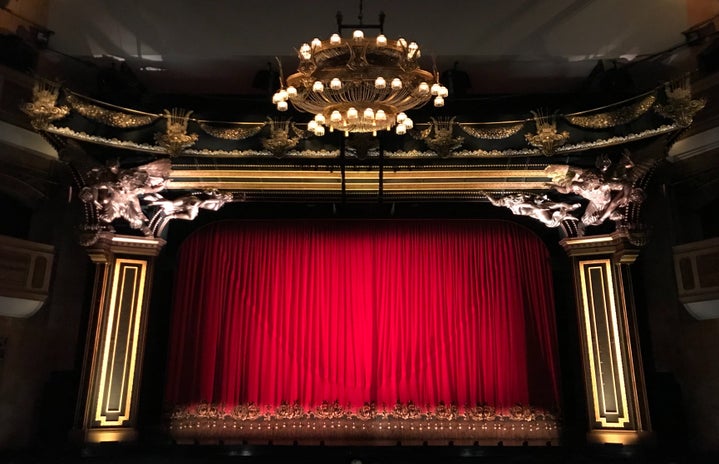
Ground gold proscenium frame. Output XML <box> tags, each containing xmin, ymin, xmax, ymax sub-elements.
<box><xmin>167</xmin><ymin>167</ymin><xmax>553</xmax><ymax>194</ymax></box>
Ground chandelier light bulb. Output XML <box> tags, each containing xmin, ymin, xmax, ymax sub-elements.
<box><xmin>300</xmin><ymin>43</ymin><xmax>312</xmax><ymax>60</ymax></box>
<box><xmin>363</xmin><ymin>108</ymin><xmax>375</xmax><ymax>120</ymax></box>
<box><xmin>312</xmin><ymin>80</ymin><xmax>324</xmax><ymax>92</ymax></box>
<box><xmin>353</xmin><ymin>30</ymin><xmax>364</xmax><ymax>41</ymax></box>
<box><xmin>395</xmin><ymin>123</ymin><xmax>407</xmax><ymax>135</ymax></box>
<box><xmin>272</xmin><ymin>91</ymin><xmax>282</xmax><ymax>104</ymax></box>
<box><xmin>311</xmin><ymin>37</ymin><xmax>322</xmax><ymax>48</ymax></box>
<box><xmin>330</xmin><ymin>33</ymin><xmax>341</xmax><ymax>45</ymax></box>
<box><xmin>278</xmin><ymin>89</ymin><xmax>288</xmax><ymax>101</ymax></box>
<box><xmin>391</xmin><ymin>78</ymin><xmax>402</xmax><ymax>90</ymax></box>
<box><xmin>404</xmin><ymin>117</ymin><xmax>414</xmax><ymax>129</ymax></box>
<box><xmin>376</xmin><ymin>34</ymin><xmax>387</xmax><ymax>46</ymax></box>
<box><xmin>330</xmin><ymin>78</ymin><xmax>342</xmax><ymax>90</ymax></box>
<box><xmin>397</xmin><ymin>38</ymin><xmax>407</xmax><ymax>48</ymax></box>
<box><xmin>375</xmin><ymin>110</ymin><xmax>387</xmax><ymax>121</ymax></box>
<box><xmin>407</xmin><ymin>42</ymin><xmax>419</xmax><ymax>59</ymax></box>
<box><xmin>375</xmin><ymin>77</ymin><xmax>386</xmax><ymax>89</ymax></box>
<box><xmin>314</xmin><ymin>126</ymin><xmax>325</xmax><ymax>136</ymax></box>
<box><xmin>314</xmin><ymin>113</ymin><xmax>326</xmax><ymax>124</ymax></box>
<box><xmin>418</xmin><ymin>82</ymin><xmax>430</xmax><ymax>95</ymax></box>
<box><xmin>286</xmin><ymin>86</ymin><xmax>297</xmax><ymax>98</ymax></box>
<box><xmin>431</xmin><ymin>82</ymin><xmax>441</xmax><ymax>96</ymax></box>
<box><xmin>438</xmin><ymin>86</ymin><xmax>449</xmax><ymax>98</ymax></box>
<box><xmin>330</xmin><ymin>110</ymin><xmax>342</xmax><ymax>123</ymax></box>
<box><xmin>347</xmin><ymin>107</ymin><xmax>358</xmax><ymax>120</ymax></box>
<box><xmin>434</xmin><ymin>95</ymin><xmax>444</xmax><ymax>107</ymax></box>
<box><xmin>307</xmin><ymin>120</ymin><xmax>318</xmax><ymax>131</ymax></box>
<box><xmin>396</xmin><ymin>112</ymin><xmax>407</xmax><ymax>123</ymax></box>
<box><xmin>277</xmin><ymin>101</ymin><xmax>288</xmax><ymax>111</ymax></box>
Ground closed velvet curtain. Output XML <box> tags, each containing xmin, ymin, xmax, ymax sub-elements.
<box><xmin>165</xmin><ymin>220</ymin><xmax>560</xmax><ymax>411</ymax></box>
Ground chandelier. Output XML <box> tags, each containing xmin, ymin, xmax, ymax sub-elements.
<box><xmin>272</xmin><ymin>6</ymin><xmax>448</xmax><ymax>137</ymax></box>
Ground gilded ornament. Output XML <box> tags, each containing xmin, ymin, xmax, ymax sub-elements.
<box><xmin>229</xmin><ymin>402</ymin><xmax>261</xmax><ymax>420</ymax></box>
<box><xmin>261</xmin><ymin>118</ymin><xmax>301</xmax><ymax>157</ymax></box>
<box><xmin>525</xmin><ymin>111</ymin><xmax>569</xmax><ymax>156</ymax></box>
<box><xmin>565</xmin><ymin>94</ymin><xmax>656</xmax><ymax>129</ymax></box>
<box><xmin>66</xmin><ymin>93</ymin><xmax>159</xmax><ymax>128</ymax></box>
<box><xmin>313</xmin><ymin>400</ymin><xmax>345</xmax><ymax>419</ymax></box>
<box><xmin>154</xmin><ymin>108</ymin><xmax>199</xmax><ymax>156</ymax></box>
<box><xmin>20</xmin><ymin>79</ymin><xmax>69</xmax><ymax>130</ymax></box>
<box><xmin>654</xmin><ymin>77</ymin><xmax>706</xmax><ymax>127</ymax></box>
<box><xmin>420</xmin><ymin>117</ymin><xmax>464</xmax><ymax>158</ymax></box>
<box><xmin>274</xmin><ymin>401</ymin><xmax>304</xmax><ymax>419</ymax></box>
<box><xmin>465</xmin><ymin>404</ymin><xmax>496</xmax><ymax>421</ymax></box>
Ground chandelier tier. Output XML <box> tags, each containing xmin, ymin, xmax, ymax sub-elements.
<box><xmin>273</xmin><ymin>10</ymin><xmax>448</xmax><ymax>136</ymax></box>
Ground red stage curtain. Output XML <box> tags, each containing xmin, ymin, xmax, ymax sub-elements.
<box><xmin>165</xmin><ymin>220</ymin><xmax>560</xmax><ymax>411</ymax></box>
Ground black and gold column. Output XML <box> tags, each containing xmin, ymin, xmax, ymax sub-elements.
<box><xmin>77</xmin><ymin>233</ymin><xmax>165</xmax><ymax>443</ymax></box>
<box><xmin>561</xmin><ymin>231</ymin><xmax>651</xmax><ymax>445</ymax></box>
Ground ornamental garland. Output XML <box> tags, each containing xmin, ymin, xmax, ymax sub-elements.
<box><xmin>459</xmin><ymin>122</ymin><xmax>525</xmax><ymax>140</ymax></box>
<box><xmin>564</xmin><ymin>94</ymin><xmax>656</xmax><ymax>129</ymax></box>
<box><xmin>66</xmin><ymin>93</ymin><xmax>159</xmax><ymax>128</ymax></box>
<box><xmin>198</xmin><ymin>122</ymin><xmax>266</xmax><ymax>140</ymax></box>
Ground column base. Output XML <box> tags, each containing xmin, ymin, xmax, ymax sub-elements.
<box><xmin>84</xmin><ymin>427</ymin><xmax>138</xmax><ymax>443</ymax></box>
<box><xmin>587</xmin><ymin>430</ymin><xmax>654</xmax><ymax>445</ymax></box>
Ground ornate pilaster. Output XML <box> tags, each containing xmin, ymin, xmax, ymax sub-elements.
<box><xmin>76</xmin><ymin>233</ymin><xmax>165</xmax><ymax>443</ymax></box>
<box><xmin>561</xmin><ymin>231</ymin><xmax>651</xmax><ymax>445</ymax></box>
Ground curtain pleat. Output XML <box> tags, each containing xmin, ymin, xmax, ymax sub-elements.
<box><xmin>165</xmin><ymin>220</ymin><xmax>560</xmax><ymax>411</ymax></box>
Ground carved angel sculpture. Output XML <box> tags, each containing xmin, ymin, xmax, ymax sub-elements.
<box><xmin>147</xmin><ymin>190</ymin><xmax>234</xmax><ymax>235</ymax></box>
<box><xmin>545</xmin><ymin>152</ymin><xmax>648</xmax><ymax>228</ymax></box>
<box><xmin>79</xmin><ymin>159</ymin><xmax>170</xmax><ymax>235</ymax></box>
<box><xmin>486</xmin><ymin>192</ymin><xmax>580</xmax><ymax>228</ymax></box>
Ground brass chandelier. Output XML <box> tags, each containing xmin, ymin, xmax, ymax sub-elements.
<box><xmin>272</xmin><ymin>6</ymin><xmax>448</xmax><ymax>137</ymax></box>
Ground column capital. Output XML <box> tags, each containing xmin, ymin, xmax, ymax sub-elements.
<box><xmin>560</xmin><ymin>230</ymin><xmax>644</xmax><ymax>264</ymax></box>
<box><xmin>84</xmin><ymin>232</ymin><xmax>165</xmax><ymax>263</ymax></box>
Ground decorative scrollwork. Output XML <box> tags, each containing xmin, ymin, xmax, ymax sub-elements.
<box><xmin>66</xmin><ymin>93</ymin><xmax>159</xmax><ymax>128</ymax></box>
<box><xmin>275</xmin><ymin>400</ymin><xmax>304</xmax><ymax>420</ymax></box>
<box><xmin>195</xmin><ymin>402</ymin><xmax>223</xmax><ymax>419</ymax></box>
<box><xmin>509</xmin><ymin>404</ymin><xmax>537</xmax><ymax>422</ymax></box>
<box><xmin>229</xmin><ymin>402</ymin><xmax>261</xmax><ymax>420</ymax></box>
<box><xmin>391</xmin><ymin>401</ymin><xmax>421</xmax><ymax>420</ymax></box>
<box><xmin>357</xmin><ymin>402</ymin><xmax>378</xmax><ymax>421</ymax></box>
<box><xmin>434</xmin><ymin>402</ymin><xmax>458</xmax><ymax>420</ymax></box>
<box><xmin>465</xmin><ymin>404</ymin><xmax>496</xmax><ymax>421</ymax></box>
<box><xmin>565</xmin><ymin>94</ymin><xmax>656</xmax><ymax>129</ymax></box>
<box><xmin>313</xmin><ymin>400</ymin><xmax>345</xmax><ymax>419</ymax></box>
<box><xmin>459</xmin><ymin>122</ymin><xmax>524</xmax><ymax>139</ymax></box>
